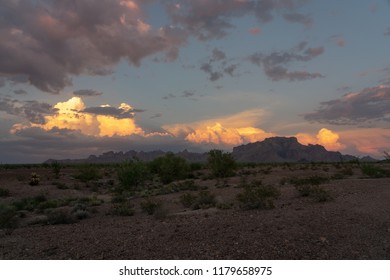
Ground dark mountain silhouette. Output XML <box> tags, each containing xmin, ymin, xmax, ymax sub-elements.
<box><xmin>45</xmin><ymin>137</ymin><xmax>377</xmax><ymax>164</ymax></box>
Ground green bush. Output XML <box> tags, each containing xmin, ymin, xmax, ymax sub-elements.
<box><xmin>51</xmin><ymin>161</ymin><xmax>61</xmax><ymax>178</ymax></box>
<box><xmin>180</xmin><ymin>193</ymin><xmax>197</xmax><ymax>208</ymax></box>
<box><xmin>47</xmin><ymin>208</ymin><xmax>77</xmax><ymax>225</ymax></box>
<box><xmin>311</xmin><ymin>186</ymin><xmax>333</xmax><ymax>202</ymax></box>
<box><xmin>236</xmin><ymin>181</ymin><xmax>280</xmax><ymax>210</ymax></box>
<box><xmin>0</xmin><ymin>188</ymin><xmax>10</xmax><ymax>197</ymax></box>
<box><xmin>110</xmin><ymin>201</ymin><xmax>134</xmax><ymax>216</ymax></box>
<box><xmin>150</xmin><ymin>153</ymin><xmax>189</xmax><ymax>184</ymax></box>
<box><xmin>192</xmin><ymin>191</ymin><xmax>216</xmax><ymax>210</ymax></box>
<box><xmin>361</xmin><ymin>164</ymin><xmax>390</xmax><ymax>178</ymax></box>
<box><xmin>117</xmin><ymin>159</ymin><xmax>149</xmax><ymax>190</ymax></box>
<box><xmin>74</xmin><ymin>165</ymin><xmax>101</xmax><ymax>182</ymax></box>
<box><xmin>0</xmin><ymin>204</ymin><xmax>18</xmax><ymax>230</ymax></box>
<box><xmin>13</xmin><ymin>194</ymin><xmax>47</xmax><ymax>211</ymax></box>
<box><xmin>289</xmin><ymin>175</ymin><xmax>330</xmax><ymax>186</ymax></box>
<box><xmin>207</xmin><ymin>149</ymin><xmax>237</xmax><ymax>178</ymax></box>
<box><xmin>140</xmin><ymin>197</ymin><xmax>162</xmax><ymax>215</ymax></box>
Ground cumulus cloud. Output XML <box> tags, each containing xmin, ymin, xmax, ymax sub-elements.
<box><xmin>249</xmin><ymin>41</ymin><xmax>324</xmax><ymax>81</ymax></box>
<box><xmin>73</xmin><ymin>89</ymin><xmax>103</xmax><ymax>97</ymax></box>
<box><xmin>8</xmin><ymin>97</ymin><xmax>150</xmax><ymax>137</ymax></box>
<box><xmin>304</xmin><ymin>86</ymin><xmax>390</xmax><ymax>125</ymax></box>
<box><xmin>0</xmin><ymin>96</ymin><xmax>57</xmax><ymax>124</ymax></box>
<box><xmin>163</xmin><ymin>108</ymin><xmax>274</xmax><ymax>146</ymax></box>
<box><xmin>296</xmin><ymin>128</ymin><xmax>345</xmax><ymax>151</ymax></box>
<box><xmin>0</xmin><ymin>0</ymin><xmax>187</xmax><ymax>93</ymax></box>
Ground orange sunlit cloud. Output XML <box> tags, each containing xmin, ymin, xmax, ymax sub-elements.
<box><xmin>16</xmin><ymin>97</ymin><xmax>146</xmax><ymax>137</ymax></box>
<box><xmin>163</xmin><ymin>109</ymin><xmax>275</xmax><ymax>146</ymax></box>
<box><xmin>295</xmin><ymin>128</ymin><xmax>344</xmax><ymax>151</ymax></box>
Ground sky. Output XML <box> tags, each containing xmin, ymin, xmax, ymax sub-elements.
<box><xmin>0</xmin><ymin>0</ymin><xmax>389</xmax><ymax>163</ymax></box>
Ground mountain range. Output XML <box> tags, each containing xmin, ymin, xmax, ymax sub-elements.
<box><xmin>45</xmin><ymin>137</ymin><xmax>377</xmax><ymax>164</ymax></box>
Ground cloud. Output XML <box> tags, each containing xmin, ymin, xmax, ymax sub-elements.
<box><xmin>163</xmin><ymin>108</ymin><xmax>274</xmax><ymax>146</ymax></box>
<box><xmin>249</xmin><ymin>41</ymin><xmax>325</xmax><ymax>81</ymax></box>
<box><xmin>0</xmin><ymin>96</ymin><xmax>57</xmax><ymax>124</ymax></box>
<box><xmin>8</xmin><ymin>97</ymin><xmax>149</xmax><ymax>137</ymax></box>
<box><xmin>73</xmin><ymin>89</ymin><xmax>103</xmax><ymax>97</ymax></box>
<box><xmin>200</xmin><ymin>48</ymin><xmax>240</xmax><ymax>81</ymax></box>
<box><xmin>13</xmin><ymin>89</ymin><xmax>27</xmax><ymax>95</ymax></box>
<box><xmin>165</xmin><ymin>0</ymin><xmax>307</xmax><ymax>41</ymax></box>
<box><xmin>304</xmin><ymin>85</ymin><xmax>390</xmax><ymax>125</ymax></box>
<box><xmin>283</xmin><ymin>13</ymin><xmax>313</xmax><ymax>28</ymax></box>
<box><xmin>296</xmin><ymin>128</ymin><xmax>344</xmax><ymax>151</ymax></box>
<box><xmin>330</xmin><ymin>35</ymin><xmax>346</xmax><ymax>47</ymax></box>
<box><xmin>385</xmin><ymin>26</ymin><xmax>390</xmax><ymax>36</ymax></box>
<box><xmin>249</xmin><ymin>27</ymin><xmax>262</xmax><ymax>35</ymax></box>
<box><xmin>0</xmin><ymin>0</ymin><xmax>187</xmax><ymax>93</ymax></box>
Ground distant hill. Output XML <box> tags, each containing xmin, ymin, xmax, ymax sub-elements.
<box><xmin>45</xmin><ymin>137</ymin><xmax>377</xmax><ymax>164</ymax></box>
<box><xmin>232</xmin><ymin>137</ymin><xmax>363</xmax><ymax>163</ymax></box>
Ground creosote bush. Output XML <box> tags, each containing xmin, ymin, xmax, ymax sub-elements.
<box><xmin>74</xmin><ymin>165</ymin><xmax>101</xmax><ymax>182</ymax></box>
<box><xmin>117</xmin><ymin>159</ymin><xmax>150</xmax><ymax>190</ymax></box>
<box><xmin>110</xmin><ymin>201</ymin><xmax>134</xmax><ymax>216</ymax></box>
<box><xmin>236</xmin><ymin>181</ymin><xmax>280</xmax><ymax>210</ymax></box>
<box><xmin>361</xmin><ymin>164</ymin><xmax>390</xmax><ymax>178</ymax></box>
<box><xmin>150</xmin><ymin>153</ymin><xmax>189</xmax><ymax>184</ymax></box>
<box><xmin>0</xmin><ymin>204</ymin><xmax>18</xmax><ymax>231</ymax></box>
<box><xmin>140</xmin><ymin>197</ymin><xmax>162</xmax><ymax>215</ymax></box>
<box><xmin>207</xmin><ymin>149</ymin><xmax>237</xmax><ymax>178</ymax></box>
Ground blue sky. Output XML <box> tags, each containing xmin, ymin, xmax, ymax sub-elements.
<box><xmin>0</xmin><ymin>0</ymin><xmax>389</xmax><ymax>163</ymax></box>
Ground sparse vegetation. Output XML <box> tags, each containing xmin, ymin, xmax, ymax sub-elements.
<box><xmin>191</xmin><ymin>190</ymin><xmax>217</xmax><ymax>210</ymax></box>
<box><xmin>236</xmin><ymin>181</ymin><xmax>281</xmax><ymax>210</ymax></box>
<box><xmin>110</xmin><ymin>201</ymin><xmax>134</xmax><ymax>216</ymax></box>
<box><xmin>0</xmin><ymin>188</ymin><xmax>10</xmax><ymax>197</ymax></box>
<box><xmin>0</xmin><ymin>204</ymin><xmax>18</xmax><ymax>231</ymax></box>
<box><xmin>140</xmin><ymin>197</ymin><xmax>162</xmax><ymax>215</ymax></box>
<box><xmin>74</xmin><ymin>165</ymin><xmax>101</xmax><ymax>182</ymax></box>
<box><xmin>361</xmin><ymin>164</ymin><xmax>390</xmax><ymax>178</ymax></box>
<box><xmin>207</xmin><ymin>149</ymin><xmax>237</xmax><ymax>178</ymax></box>
<box><xmin>117</xmin><ymin>159</ymin><xmax>150</xmax><ymax>190</ymax></box>
<box><xmin>46</xmin><ymin>208</ymin><xmax>77</xmax><ymax>225</ymax></box>
<box><xmin>51</xmin><ymin>161</ymin><xmax>62</xmax><ymax>179</ymax></box>
<box><xmin>180</xmin><ymin>193</ymin><xmax>197</xmax><ymax>208</ymax></box>
<box><xmin>150</xmin><ymin>153</ymin><xmax>189</xmax><ymax>184</ymax></box>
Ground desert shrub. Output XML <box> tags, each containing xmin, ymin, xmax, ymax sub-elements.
<box><xmin>192</xmin><ymin>191</ymin><xmax>216</xmax><ymax>210</ymax></box>
<box><xmin>311</xmin><ymin>186</ymin><xmax>333</xmax><ymax>202</ymax></box>
<box><xmin>47</xmin><ymin>208</ymin><xmax>77</xmax><ymax>225</ymax></box>
<box><xmin>295</xmin><ymin>185</ymin><xmax>333</xmax><ymax>202</ymax></box>
<box><xmin>72</xmin><ymin>202</ymin><xmax>89</xmax><ymax>220</ymax></box>
<box><xmin>51</xmin><ymin>161</ymin><xmax>61</xmax><ymax>178</ymax></box>
<box><xmin>37</xmin><ymin>200</ymin><xmax>59</xmax><ymax>211</ymax></box>
<box><xmin>190</xmin><ymin>162</ymin><xmax>204</xmax><ymax>171</ymax></box>
<box><xmin>216</xmin><ymin>202</ymin><xmax>233</xmax><ymax>210</ymax></box>
<box><xmin>117</xmin><ymin>159</ymin><xmax>150</xmax><ymax>190</ymax></box>
<box><xmin>236</xmin><ymin>181</ymin><xmax>281</xmax><ymax>210</ymax></box>
<box><xmin>13</xmin><ymin>194</ymin><xmax>47</xmax><ymax>211</ymax></box>
<box><xmin>110</xmin><ymin>201</ymin><xmax>134</xmax><ymax>216</ymax></box>
<box><xmin>0</xmin><ymin>188</ymin><xmax>10</xmax><ymax>197</ymax></box>
<box><xmin>53</xmin><ymin>181</ymin><xmax>69</xmax><ymax>189</ymax></box>
<box><xmin>74</xmin><ymin>165</ymin><xmax>101</xmax><ymax>182</ymax></box>
<box><xmin>384</xmin><ymin>151</ymin><xmax>390</xmax><ymax>162</ymax></box>
<box><xmin>140</xmin><ymin>197</ymin><xmax>162</xmax><ymax>215</ymax></box>
<box><xmin>289</xmin><ymin>175</ymin><xmax>329</xmax><ymax>186</ymax></box>
<box><xmin>207</xmin><ymin>149</ymin><xmax>237</xmax><ymax>178</ymax></box>
<box><xmin>29</xmin><ymin>172</ymin><xmax>40</xmax><ymax>186</ymax></box>
<box><xmin>0</xmin><ymin>204</ymin><xmax>18</xmax><ymax>230</ymax></box>
<box><xmin>180</xmin><ymin>193</ymin><xmax>197</xmax><ymax>208</ymax></box>
<box><xmin>150</xmin><ymin>153</ymin><xmax>189</xmax><ymax>184</ymax></box>
<box><xmin>361</xmin><ymin>164</ymin><xmax>390</xmax><ymax>178</ymax></box>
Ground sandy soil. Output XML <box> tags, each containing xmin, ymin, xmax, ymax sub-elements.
<box><xmin>0</xmin><ymin>163</ymin><xmax>389</xmax><ymax>259</ymax></box>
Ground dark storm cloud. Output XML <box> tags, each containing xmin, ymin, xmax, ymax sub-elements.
<box><xmin>200</xmin><ymin>48</ymin><xmax>240</xmax><ymax>81</ymax></box>
<box><xmin>82</xmin><ymin>106</ymin><xmax>144</xmax><ymax>119</ymax></box>
<box><xmin>304</xmin><ymin>86</ymin><xmax>390</xmax><ymax>125</ymax></box>
<box><xmin>0</xmin><ymin>97</ymin><xmax>57</xmax><ymax>124</ymax></box>
<box><xmin>249</xmin><ymin>42</ymin><xmax>324</xmax><ymax>81</ymax></box>
<box><xmin>164</xmin><ymin>0</ymin><xmax>308</xmax><ymax>41</ymax></box>
<box><xmin>0</xmin><ymin>0</ymin><xmax>187</xmax><ymax>93</ymax></box>
<box><xmin>73</xmin><ymin>89</ymin><xmax>103</xmax><ymax>97</ymax></box>
<box><xmin>283</xmin><ymin>13</ymin><xmax>313</xmax><ymax>28</ymax></box>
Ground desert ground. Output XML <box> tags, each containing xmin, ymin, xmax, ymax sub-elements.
<box><xmin>1</xmin><ymin>161</ymin><xmax>389</xmax><ymax>259</ymax></box>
